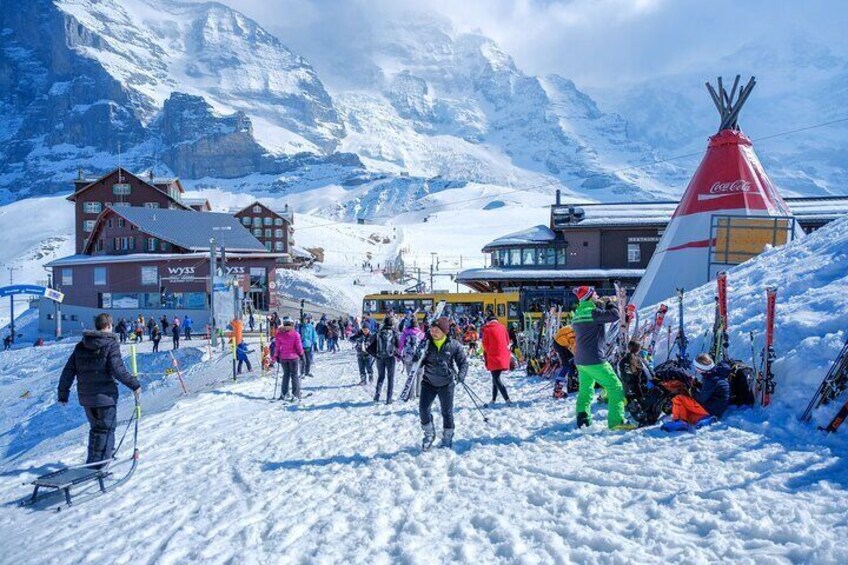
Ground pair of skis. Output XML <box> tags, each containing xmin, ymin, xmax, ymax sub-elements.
<box><xmin>709</xmin><ymin>272</ymin><xmax>730</xmax><ymax>362</ymax></box>
<box><xmin>754</xmin><ymin>287</ymin><xmax>777</xmax><ymax>406</ymax></box>
<box><xmin>800</xmin><ymin>337</ymin><xmax>848</xmax><ymax>431</ymax></box>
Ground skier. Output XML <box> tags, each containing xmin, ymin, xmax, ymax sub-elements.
<box><xmin>417</xmin><ymin>317</ymin><xmax>468</xmax><ymax>450</ymax></box>
<box><xmin>463</xmin><ymin>323</ymin><xmax>480</xmax><ymax>356</ymax></box>
<box><xmin>481</xmin><ymin>312</ymin><xmax>512</xmax><ymax>406</ymax></box>
<box><xmin>3</xmin><ymin>334</ymin><xmax>11</xmax><ymax>351</ymax></box>
<box><xmin>351</xmin><ymin>325</ymin><xmax>375</xmax><ymax>384</ymax></box>
<box><xmin>159</xmin><ymin>315</ymin><xmax>169</xmax><ymax>335</ymax></box>
<box><xmin>327</xmin><ymin>319</ymin><xmax>340</xmax><ymax>353</ymax></box>
<box><xmin>134</xmin><ymin>318</ymin><xmax>144</xmax><ymax>342</ymax></box>
<box><xmin>274</xmin><ymin>317</ymin><xmax>305</xmax><ymax>401</ymax></box>
<box><xmin>400</xmin><ymin>318</ymin><xmax>425</xmax><ymax>398</ymax></box>
<box><xmin>248</xmin><ymin>312</ymin><xmax>255</xmax><ymax>333</ymax></box>
<box><xmin>172</xmin><ymin>322</ymin><xmax>180</xmax><ymax>350</ymax></box>
<box><xmin>58</xmin><ymin>313</ymin><xmax>141</xmax><ymax>468</ymax></box>
<box><xmin>571</xmin><ymin>286</ymin><xmax>634</xmax><ymax>430</ymax></box>
<box><xmin>183</xmin><ymin>315</ymin><xmax>193</xmax><ymax>340</ymax></box>
<box><xmin>236</xmin><ymin>340</ymin><xmax>253</xmax><ymax>374</ymax></box>
<box><xmin>115</xmin><ymin>318</ymin><xmax>128</xmax><ymax>344</ymax></box>
<box><xmin>316</xmin><ymin>315</ymin><xmax>327</xmax><ymax>352</ymax></box>
<box><xmin>299</xmin><ymin>314</ymin><xmax>316</xmax><ymax>377</ymax></box>
<box><xmin>151</xmin><ymin>324</ymin><xmax>162</xmax><ymax>352</ymax></box>
<box><xmin>662</xmin><ymin>353</ymin><xmax>730</xmax><ymax>432</ymax></box>
<box><xmin>368</xmin><ymin>317</ymin><xmax>400</xmax><ymax>404</ymax></box>
<box><xmin>553</xmin><ymin>325</ymin><xmax>577</xmax><ymax>396</ymax></box>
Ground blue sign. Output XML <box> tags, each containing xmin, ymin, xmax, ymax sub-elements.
<box><xmin>0</xmin><ymin>285</ymin><xmax>64</xmax><ymax>303</ymax></box>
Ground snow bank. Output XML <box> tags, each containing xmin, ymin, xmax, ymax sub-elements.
<box><xmin>647</xmin><ymin>215</ymin><xmax>848</xmax><ymax>427</ymax></box>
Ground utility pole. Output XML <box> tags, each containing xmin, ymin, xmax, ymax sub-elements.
<box><xmin>8</xmin><ymin>266</ymin><xmax>20</xmax><ymax>344</ymax></box>
<box><xmin>430</xmin><ymin>252</ymin><xmax>437</xmax><ymax>293</ymax></box>
<box><xmin>210</xmin><ymin>238</ymin><xmax>218</xmax><ymax>347</ymax></box>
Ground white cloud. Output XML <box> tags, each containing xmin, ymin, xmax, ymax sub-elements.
<box><xmin>225</xmin><ymin>0</ymin><xmax>848</xmax><ymax>88</ymax></box>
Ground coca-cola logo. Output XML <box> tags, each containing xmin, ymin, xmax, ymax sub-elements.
<box><xmin>709</xmin><ymin>180</ymin><xmax>751</xmax><ymax>194</ymax></box>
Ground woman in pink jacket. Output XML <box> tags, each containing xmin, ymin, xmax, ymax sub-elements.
<box><xmin>274</xmin><ymin>316</ymin><xmax>305</xmax><ymax>401</ymax></box>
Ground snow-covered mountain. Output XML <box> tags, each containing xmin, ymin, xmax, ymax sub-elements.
<box><xmin>594</xmin><ymin>34</ymin><xmax>848</xmax><ymax>196</ymax></box>
<box><xmin>0</xmin><ymin>0</ymin><xmax>685</xmax><ymax>211</ymax></box>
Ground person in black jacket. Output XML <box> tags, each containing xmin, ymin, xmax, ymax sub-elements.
<box><xmin>367</xmin><ymin>317</ymin><xmax>400</xmax><ymax>404</ymax></box>
<box><xmin>58</xmin><ymin>313</ymin><xmax>141</xmax><ymax>467</ymax></box>
<box><xmin>172</xmin><ymin>323</ymin><xmax>180</xmax><ymax>350</ymax></box>
<box><xmin>351</xmin><ymin>326</ymin><xmax>374</xmax><ymax>384</ymax></box>
<box><xmin>417</xmin><ymin>317</ymin><xmax>468</xmax><ymax>450</ymax></box>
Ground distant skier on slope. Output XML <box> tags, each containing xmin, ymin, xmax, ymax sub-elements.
<box><xmin>417</xmin><ymin>317</ymin><xmax>468</xmax><ymax>450</ymax></box>
<box><xmin>58</xmin><ymin>313</ymin><xmax>141</xmax><ymax>467</ymax></box>
<box><xmin>662</xmin><ymin>353</ymin><xmax>730</xmax><ymax>432</ymax></box>
<box><xmin>571</xmin><ymin>286</ymin><xmax>634</xmax><ymax>430</ymax></box>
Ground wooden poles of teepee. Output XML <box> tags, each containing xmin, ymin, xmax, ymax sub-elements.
<box><xmin>705</xmin><ymin>75</ymin><xmax>756</xmax><ymax>133</ymax></box>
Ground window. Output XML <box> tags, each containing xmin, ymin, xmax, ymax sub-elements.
<box><xmin>118</xmin><ymin>218</ymin><xmax>125</xmax><ymax>228</ymax></box>
<box><xmin>253</xmin><ymin>205</ymin><xmax>262</xmax><ymax>213</ymax></box>
<box><xmin>144</xmin><ymin>202</ymin><xmax>160</xmax><ymax>209</ymax></box>
<box><xmin>253</xmin><ymin>228</ymin><xmax>262</xmax><ymax>237</ymax></box>
<box><xmin>264</xmin><ymin>228</ymin><xmax>272</xmax><ymax>238</ymax></box>
<box><xmin>540</xmin><ymin>248</ymin><xmax>556</xmax><ymax>266</ymax></box>
<box><xmin>522</xmin><ymin>248</ymin><xmax>536</xmax><ymax>266</ymax></box>
<box><xmin>83</xmin><ymin>202</ymin><xmax>102</xmax><ymax>214</ymax></box>
<box><xmin>498</xmin><ymin>250</ymin><xmax>507</xmax><ymax>266</ymax></box>
<box><xmin>169</xmin><ymin>187</ymin><xmax>180</xmax><ymax>201</ymax></box>
<box><xmin>241</xmin><ymin>217</ymin><xmax>251</xmax><ymax>226</ymax></box>
<box><xmin>556</xmin><ymin>248</ymin><xmax>566</xmax><ymax>266</ymax></box>
<box><xmin>161</xmin><ymin>242</ymin><xmax>170</xmax><ymax>252</ymax></box>
<box><xmin>96</xmin><ymin>239</ymin><xmax>104</xmax><ymax>252</ymax></box>
<box><xmin>275</xmin><ymin>229</ymin><xmax>283</xmax><ymax>238</ymax></box>
<box><xmin>509</xmin><ymin>249</ymin><xmax>520</xmax><ymax>266</ymax></box>
<box><xmin>83</xmin><ymin>220</ymin><xmax>96</xmax><ymax>232</ymax></box>
<box><xmin>107</xmin><ymin>219</ymin><xmax>113</xmax><ymax>228</ymax></box>
<box><xmin>94</xmin><ymin>267</ymin><xmax>106</xmax><ymax>286</ymax></box>
<box><xmin>249</xmin><ymin>267</ymin><xmax>267</xmax><ymax>286</ymax></box>
<box><xmin>113</xmin><ymin>202</ymin><xmax>130</xmax><ymax>208</ymax></box>
<box><xmin>628</xmin><ymin>243</ymin><xmax>641</xmax><ymax>263</ymax></box>
<box><xmin>274</xmin><ymin>241</ymin><xmax>284</xmax><ymax>251</ymax></box>
<box><xmin>112</xmin><ymin>183</ymin><xmax>131</xmax><ymax>195</ymax></box>
<box><xmin>265</xmin><ymin>242</ymin><xmax>272</xmax><ymax>251</ymax></box>
<box><xmin>111</xmin><ymin>293</ymin><xmax>139</xmax><ymax>309</ymax></box>
<box><xmin>141</xmin><ymin>266</ymin><xmax>158</xmax><ymax>286</ymax></box>
<box><xmin>274</xmin><ymin>218</ymin><xmax>283</xmax><ymax>226</ymax></box>
<box><xmin>252</xmin><ymin>217</ymin><xmax>262</xmax><ymax>227</ymax></box>
<box><xmin>147</xmin><ymin>238</ymin><xmax>157</xmax><ymax>252</ymax></box>
<box><xmin>62</xmin><ymin>268</ymin><xmax>73</xmax><ymax>286</ymax></box>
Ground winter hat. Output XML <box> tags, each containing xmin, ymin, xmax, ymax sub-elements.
<box><xmin>304</xmin><ymin>313</ymin><xmax>312</xmax><ymax>320</ymax></box>
<box><xmin>694</xmin><ymin>355</ymin><xmax>715</xmax><ymax>373</ymax></box>
<box><xmin>573</xmin><ymin>286</ymin><xmax>595</xmax><ymax>302</ymax></box>
<box><xmin>433</xmin><ymin>317</ymin><xmax>451</xmax><ymax>335</ymax></box>
<box><xmin>282</xmin><ymin>316</ymin><xmax>294</xmax><ymax>326</ymax></box>
<box><xmin>383</xmin><ymin>316</ymin><xmax>394</xmax><ymax>327</ymax></box>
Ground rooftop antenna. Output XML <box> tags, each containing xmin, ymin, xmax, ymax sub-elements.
<box><xmin>117</xmin><ymin>140</ymin><xmax>123</xmax><ymax>183</ymax></box>
<box><xmin>705</xmin><ymin>75</ymin><xmax>756</xmax><ymax>133</ymax></box>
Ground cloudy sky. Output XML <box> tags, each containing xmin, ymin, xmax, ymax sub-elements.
<box><xmin>225</xmin><ymin>0</ymin><xmax>848</xmax><ymax>88</ymax></box>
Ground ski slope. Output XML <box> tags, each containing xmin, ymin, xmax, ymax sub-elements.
<box><xmin>1</xmin><ymin>333</ymin><xmax>848</xmax><ymax>562</ymax></box>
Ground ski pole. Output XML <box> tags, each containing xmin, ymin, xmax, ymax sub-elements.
<box><xmin>460</xmin><ymin>381</ymin><xmax>490</xmax><ymax>423</ymax></box>
<box><xmin>272</xmin><ymin>361</ymin><xmax>280</xmax><ymax>400</ymax></box>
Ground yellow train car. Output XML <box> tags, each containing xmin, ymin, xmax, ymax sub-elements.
<box><xmin>362</xmin><ymin>291</ymin><xmax>520</xmax><ymax>327</ymax></box>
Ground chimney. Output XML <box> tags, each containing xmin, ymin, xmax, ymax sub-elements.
<box><xmin>77</xmin><ymin>168</ymin><xmax>84</xmax><ymax>180</ymax></box>
<box><xmin>148</xmin><ymin>169</ymin><xmax>155</xmax><ymax>181</ymax></box>
<box><xmin>555</xmin><ymin>189</ymin><xmax>561</xmax><ymax>205</ymax></box>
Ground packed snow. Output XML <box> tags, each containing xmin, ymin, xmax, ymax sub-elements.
<box><xmin>1</xmin><ymin>217</ymin><xmax>848</xmax><ymax>563</ymax></box>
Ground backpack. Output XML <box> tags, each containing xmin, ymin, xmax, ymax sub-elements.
<box><xmin>376</xmin><ymin>328</ymin><xmax>396</xmax><ymax>358</ymax></box>
<box><xmin>402</xmin><ymin>333</ymin><xmax>421</xmax><ymax>363</ymax></box>
<box><xmin>728</xmin><ymin>361</ymin><xmax>756</xmax><ymax>407</ymax></box>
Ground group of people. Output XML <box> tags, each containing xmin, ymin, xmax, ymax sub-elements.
<box><xmin>560</xmin><ymin>285</ymin><xmax>731</xmax><ymax>432</ymax></box>
<box><xmin>115</xmin><ymin>314</ymin><xmax>193</xmax><ymax>352</ymax></box>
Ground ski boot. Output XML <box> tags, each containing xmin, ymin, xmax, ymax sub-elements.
<box><xmin>386</xmin><ymin>398</ymin><xmax>393</xmax><ymax>405</ymax></box>
<box><xmin>421</xmin><ymin>422</ymin><xmax>436</xmax><ymax>451</ymax></box>
<box><xmin>440</xmin><ymin>428</ymin><xmax>454</xmax><ymax>449</ymax></box>
<box><xmin>577</xmin><ymin>412</ymin><xmax>592</xmax><ymax>429</ymax></box>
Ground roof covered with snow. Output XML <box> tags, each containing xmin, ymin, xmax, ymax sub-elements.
<box><xmin>456</xmin><ymin>267</ymin><xmax>644</xmax><ymax>282</ymax></box>
<box><xmin>103</xmin><ymin>207</ymin><xmax>266</xmax><ymax>253</ymax></box>
<box><xmin>482</xmin><ymin>225</ymin><xmax>556</xmax><ymax>250</ymax></box>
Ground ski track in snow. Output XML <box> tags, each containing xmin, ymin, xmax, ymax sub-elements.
<box><xmin>1</xmin><ymin>339</ymin><xmax>847</xmax><ymax>564</ymax></box>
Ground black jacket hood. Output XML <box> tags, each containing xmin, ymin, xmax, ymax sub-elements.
<box><xmin>81</xmin><ymin>330</ymin><xmax>116</xmax><ymax>351</ymax></box>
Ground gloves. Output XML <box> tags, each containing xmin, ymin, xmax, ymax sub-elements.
<box><xmin>133</xmin><ymin>388</ymin><xmax>141</xmax><ymax>401</ymax></box>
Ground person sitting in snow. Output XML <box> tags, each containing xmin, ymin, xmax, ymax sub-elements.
<box><xmin>662</xmin><ymin>353</ymin><xmax>730</xmax><ymax>432</ymax></box>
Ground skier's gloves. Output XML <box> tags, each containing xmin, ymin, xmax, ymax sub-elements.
<box><xmin>133</xmin><ymin>388</ymin><xmax>141</xmax><ymax>400</ymax></box>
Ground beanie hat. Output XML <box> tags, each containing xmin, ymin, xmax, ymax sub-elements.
<box><xmin>383</xmin><ymin>316</ymin><xmax>394</xmax><ymax>327</ymax></box>
<box><xmin>694</xmin><ymin>357</ymin><xmax>715</xmax><ymax>372</ymax></box>
<box><xmin>573</xmin><ymin>286</ymin><xmax>595</xmax><ymax>302</ymax></box>
<box><xmin>433</xmin><ymin>317</ymin><xmax>451</xmax><ymax>335</ymax></box>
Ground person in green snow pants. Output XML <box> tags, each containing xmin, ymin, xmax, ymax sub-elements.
<box><xmin>570</xmin><ymin>286</ymin><xmax>631</xmax><ymax>430</ymax></box>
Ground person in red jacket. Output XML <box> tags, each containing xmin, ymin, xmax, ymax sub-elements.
<box><xmin>481</xmin><ymin>312</ymin><xmax>512</xmax><ymax>406</ymax></box>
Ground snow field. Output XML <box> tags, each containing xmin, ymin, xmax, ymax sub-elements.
<box><xmin>1</xmin><ymin>340</ymin><xmax>847</xmax><ymax>563</ymax></box>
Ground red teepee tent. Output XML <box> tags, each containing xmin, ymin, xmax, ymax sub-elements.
<box><xmin>632</xmin><ymin>76</ymin><xmax>803</xmax><ymax>308</ymax></box>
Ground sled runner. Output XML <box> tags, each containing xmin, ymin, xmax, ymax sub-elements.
<box><xmin>20</xmin><ymin>397</ymin><xmax>141</xmax><ymax>510</ymax></box>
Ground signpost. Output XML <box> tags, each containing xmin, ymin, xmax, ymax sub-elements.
<box><xmin>0</xmin><ymin>284</ymin><xmax>64</xmax><ymax>343</ymax></box>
